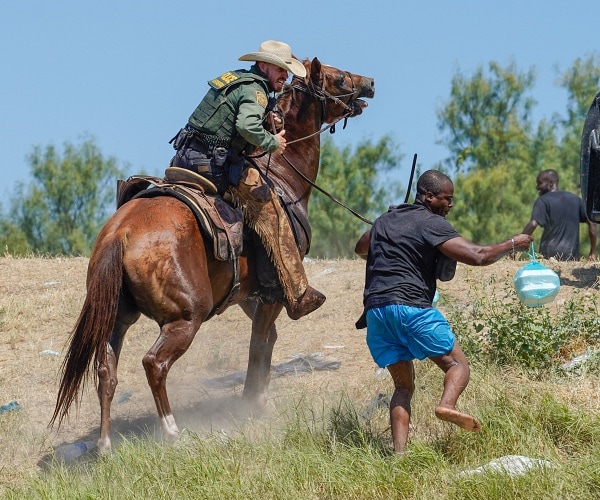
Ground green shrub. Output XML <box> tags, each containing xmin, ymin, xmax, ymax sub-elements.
<box><xmin>445</xmin><ymin>275</ymin><xmax>600</xmax><ymax>372</ymax></box>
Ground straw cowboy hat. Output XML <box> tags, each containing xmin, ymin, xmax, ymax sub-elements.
<box><xmin>239</xmin><ymin>40</ymin><xmax>307</xmax><ymax>78</ymax></box>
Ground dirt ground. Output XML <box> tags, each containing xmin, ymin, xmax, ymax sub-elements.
<box><xmin>1</xmin><ymin>255</ymin><xmax>599</xmax><ymax>476</ymax></box>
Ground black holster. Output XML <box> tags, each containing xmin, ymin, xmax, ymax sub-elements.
<box><xmin>169</xmin><ymin>128</ymin><xmax>191</xmax><ymax>150</ymax></box>
<box><xmin>226</xmin><ymin>150</ymin><xmax>246</xmax><ymax>186</ymax></box>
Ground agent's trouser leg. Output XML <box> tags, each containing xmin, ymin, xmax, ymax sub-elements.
<box><xmin>231</xmin><ymin>167</ymin><xmax>325</xmax><ymax>319</ymax></box>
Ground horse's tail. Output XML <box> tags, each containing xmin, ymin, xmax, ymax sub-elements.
<box><xmin>50</xmin><ymin>235</ymin><xmax>124</xmax><ymax>428</ymax></box>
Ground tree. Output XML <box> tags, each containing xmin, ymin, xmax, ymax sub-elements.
<box><xmin>308</xmin><ymin>135</ymin><xmax>403</xmax><ymax>258</ymax></box>
<box><xmin>435</xmin><ymin>61</ymin><xmax>564</xmax><ymax>243</ymax></box>
<box><xmin>449</xmin><ymin>119</ymin><xmax>566</xmax><ymax>244</ymax></box>
<box><xmin>436</xmin><ymin>55</ymin><xmax>600</xmax><ymax>254</ymax></box>
<box><xmin>436</xmin><ymin>61</ymin><xmax>537</xmax><ymax>174</ymax></box>
<box><xmin>0</xmin><ymin>136</ymin><xmax>125</xmax><ymax>255</ymax></box>
<box><xmin>554</xmin><ymin>54</ymin><xmax>600</xmax><ymax>254</ymax></box>
<box><xmin>450</xmin><ymin>160</ymin><xmax>532</xmax><ymax>243</ymax></box>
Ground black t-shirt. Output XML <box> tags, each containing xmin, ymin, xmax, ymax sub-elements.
<box><xmin>363</xmin><ymin>203</ymin><xmax>460</xmax><ymax>310</ymax></box>
<box><xmin>531</xmin><ymin>191</ymin><xmax>587</xmax><ymax>260</ymax></box>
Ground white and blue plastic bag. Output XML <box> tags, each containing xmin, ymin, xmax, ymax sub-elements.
<box><xmin>513</xmin><ymin>243</ymin><xmax>560</xmax><ymax>307</ymax></box>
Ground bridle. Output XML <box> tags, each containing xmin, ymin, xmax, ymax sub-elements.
<box><xmin>297</xmin><ymin>70</ymin><xmax>360</xmax><ymax>114</ymax></box>
<box><xmin>281</xmin><ymin>72</ymin><xmax>362</xmax><ymax>145</ymax></box>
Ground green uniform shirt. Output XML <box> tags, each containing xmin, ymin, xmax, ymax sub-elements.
<box><xmin>188</xmin><ymin>66</ymin><xmax>279</xmax><ymax>154</ymax></box>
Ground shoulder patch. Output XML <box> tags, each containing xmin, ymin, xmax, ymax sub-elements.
<box><xmin>210</xmin><ymin>71</ymin><xmax>240</xmax><ymax>89</ymax></box>
<box><xmin>256</xmin><ymin>91</ymin><xmax>268</xmax><ymax>108</ymax></box>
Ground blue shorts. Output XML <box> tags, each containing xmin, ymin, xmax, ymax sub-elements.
<box><xmin>366</xmin><ymin>304</ymin><xmax>455</xmax><ymax>367</ymax></box>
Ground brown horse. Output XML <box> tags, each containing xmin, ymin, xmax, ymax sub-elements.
<box><xmin>51</xmin><ymin>57</ymin><xmax>375</xmax><ymax>453</ymax></box>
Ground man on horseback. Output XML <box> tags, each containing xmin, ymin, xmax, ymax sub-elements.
<box><xmin>169</xmin><ymin>40</ymin><xmax>325</xmax><ymax>320</ymax></box>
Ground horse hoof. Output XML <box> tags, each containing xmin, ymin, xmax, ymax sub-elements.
<box><xmin>96</xmin><ymin>439</ymin><xmax>112</xmax><ymax>456</ymax></box>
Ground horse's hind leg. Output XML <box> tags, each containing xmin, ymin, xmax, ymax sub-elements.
<box><xmin>97</xmin><ymin>302</ymin><xmax>141</xmax><ymax>454</ymax></box>
<box><xmin>97</xmin><ymin>341</ymin><xmax>120</xmax><ymax>453</ymax></box>
<box><xmin>142</xmin><ymin>318</ymin><xmax>201</xmax><ymax>443</ymax></box>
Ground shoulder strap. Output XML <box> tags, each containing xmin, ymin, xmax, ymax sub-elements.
<box><xmin>208</xmin><ymin>70</ymin><xmax>266</xmax><ymax>91</ymax></box>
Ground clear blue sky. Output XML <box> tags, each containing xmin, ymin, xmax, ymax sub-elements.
<box><xmin>0</xmin><ymin>1</ymin><xmax>595</xmax><ymax>202</ymax></box>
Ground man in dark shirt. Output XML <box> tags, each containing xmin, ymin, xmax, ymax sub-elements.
<box><xmin>522</xmin><ymin>169</ymin><xmax>596</xmax><ymax>260</ymax></box>
<box><xmin>355</xmin><ymin>170</ymin><xmax>532</xmax><ymax>453</ymax></box>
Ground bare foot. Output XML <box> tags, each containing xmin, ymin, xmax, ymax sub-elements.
<box><xmin>435</xmin><ymin>406</ymin><xmax>481</xmax><ymax>432</ymax></box>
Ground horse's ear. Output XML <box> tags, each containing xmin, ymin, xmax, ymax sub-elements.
<box><xmin>310</xmin><ymin>57</ymin><xmax>322</xmax><ymax>82</ymax></box>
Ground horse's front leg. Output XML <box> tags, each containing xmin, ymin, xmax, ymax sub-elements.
<box><xmin>242</xmin><ymin>301</ymin><xmax>282</xmax><ymax>404</ymax></box>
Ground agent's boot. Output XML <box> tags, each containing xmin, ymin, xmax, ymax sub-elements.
<box><xmin>235</xmin><ymin>166</ymin><xmax>271</xmax><ymax>202</ymax></box>
<box><xmin>231</xmin><ymin>167</ymin><xmax>326</xmax><ymax>320</ymax></box>
<box><xmin>285</xmin><ymin>285</ymin><xmax>326</xmax><ymax>320</ymax></box>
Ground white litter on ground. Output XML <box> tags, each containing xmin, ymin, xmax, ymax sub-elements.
<box><xmin>39</xmin><ymin>349</ymin><xmax>60</xmax><ymax>356</ymax></box>
<box><xmin>561</xmin><ymin>350</ymin><xmax>600</xmax><ymax>369</ymax></box>
<box><xmin>311</xmin><ymin>267</ymin><xmax>335</xmax><ymax>279</ymax></box>
<box><xmin>458</xmin><ymin>455</ymin><xmax>553</xmax><ymax>477</ymax></box>
<box><xmin>362</xmin><ymin>392</ymin><xmax>390</xmax><ymax>420</ymax></box>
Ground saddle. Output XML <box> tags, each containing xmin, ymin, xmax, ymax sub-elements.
<box><xmin>116</xmin><ymin>168</ymin><xmax>244</xmax><ymax>262</ymax></box>
<box><xmin>116</xmin><ymin>168</ymin><xmax>245</xmax><ymax>316</ymax></box>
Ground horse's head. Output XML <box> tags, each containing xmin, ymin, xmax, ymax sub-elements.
<box><xmin>307</xmin><ymin>57</ymin><xmax>375</xmax><ymax>123</ymax></box>
<box><xmin>279</xmin><ymin>57</ymin><xmax>375</xmax><ymax>126</ymax></box>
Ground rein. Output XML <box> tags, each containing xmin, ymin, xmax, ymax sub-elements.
<box><xmin>280</xmin><ymin>152</ymin><xmax>374</xmax><ymax>225</ymax></box>
<box><xmin>285</xmin><ymin>113</ymin><xmax>350</xmax><ymax>146</ymax></box>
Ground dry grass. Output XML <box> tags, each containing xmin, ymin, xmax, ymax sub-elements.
<box><xmin>1</xmin><ymin>255</ymin><xmax>599</xmax><ymax>487</ymax></box>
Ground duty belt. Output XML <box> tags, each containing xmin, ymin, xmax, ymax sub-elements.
<box><xmin>185</xmin><ymin>125</ymin><xmax>231</xmax><ymax>150</ymax></box>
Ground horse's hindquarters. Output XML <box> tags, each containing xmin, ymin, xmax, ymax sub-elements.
<box><xmin>101</xmin><ymin>197</ymin><xmax>220</xmax><ymax>324</ymax></box>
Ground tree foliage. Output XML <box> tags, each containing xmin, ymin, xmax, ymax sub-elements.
<box><xmin>437</xmin><ymin>56</ymin><xmax>600</xmax><ymax>249</ymax></box>
<box><xmin>308</xmin><ymin>135</ymin><xmax>403</xmax><ymax>258</ymax></box>
<box><xmin>436</xmin><ymin>61</ymin><xmax>537</xmax><ymax>174</ymax></box>
<box><xmin>0</xmin><ymin>136</ymin><xmax>125</xmax><ymax>256</ymax></box>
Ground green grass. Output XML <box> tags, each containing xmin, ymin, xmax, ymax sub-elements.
<box><xmin>4</xmin><ymin>362</ymin><xmax>600</xmax><ymax>499</ymax></box>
